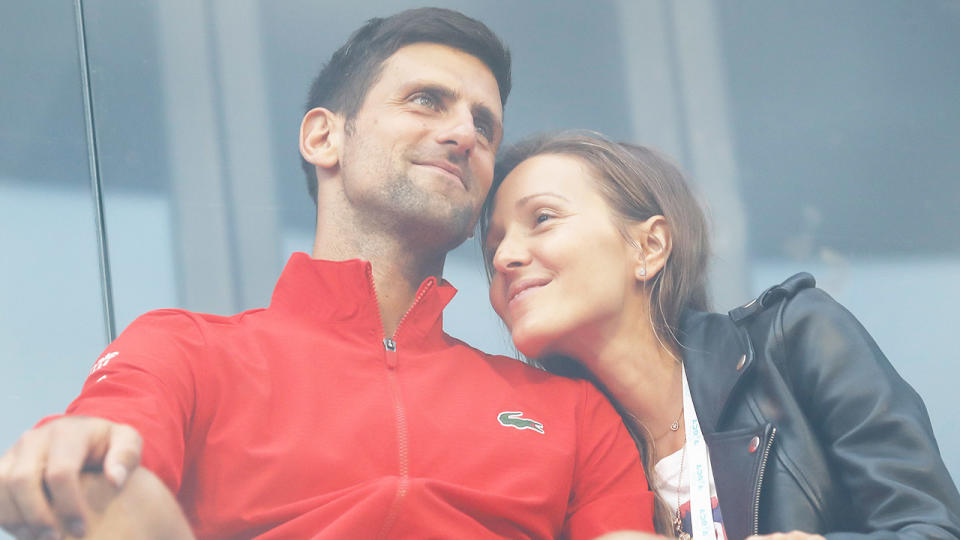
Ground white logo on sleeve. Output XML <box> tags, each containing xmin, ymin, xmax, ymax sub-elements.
<box><xmin>90</xmin><ymin>351</ymin><xmax>119</xmax><ymax>374</ymax></box>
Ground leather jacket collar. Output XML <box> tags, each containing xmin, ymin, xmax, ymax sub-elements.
<box><xmin>677</xmin><ymin>310</ymin><xmax>752</xmax><ymax>435</ymax></box>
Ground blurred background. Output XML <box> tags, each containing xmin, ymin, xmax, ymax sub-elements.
<box><xmin>2</xmin><ymin>0</ymin><xmax>958</xmax><ymax>513</ymax></box>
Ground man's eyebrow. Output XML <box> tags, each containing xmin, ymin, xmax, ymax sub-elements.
<box><xmin>410</xmin><ymin>82</ymin><xmax>457</xmax><ymax>101</ymax></box>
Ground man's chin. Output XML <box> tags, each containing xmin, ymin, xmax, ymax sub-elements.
<box><xmin>399</xmin><ymin>205</ymin><xmax>475</xmax><ymax>246</ymax></box>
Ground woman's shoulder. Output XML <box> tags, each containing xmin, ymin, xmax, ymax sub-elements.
<box><xmin>721</xmin><ymin>272</ymin><xmax>864</xmax><ymax>340</ymax></box>
<box><xmin>682</xmin><ymin>273</ymin><xmax>884</xmax><ymax>377</ymax></box>
<box><xmin>758</xmin><ymin>277</ymin><xmax>873</xmax><ymax>352</ymax></box>
<box><xmin>729</xmin><ymin>274</ymin><xmax>901</xmax><ymax>389</ymax></box>
<box><xmin>681</xmin><ymin>272</ymin><xmax>824</xmax><ymax>337</ymax></box>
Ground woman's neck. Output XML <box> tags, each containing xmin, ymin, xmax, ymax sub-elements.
<box><xmin>574</xmin><ymin>315</ymin><xmax>687</xmax><ymax>461</ymax></box>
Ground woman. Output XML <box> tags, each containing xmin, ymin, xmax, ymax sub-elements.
<box><xmin>480</xmin><ymin>131</ymin><xmax>960</xmax><ymax>539</ymax></box>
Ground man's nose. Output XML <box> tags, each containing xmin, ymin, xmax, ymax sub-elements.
<box><xmin>435</xmin><ymin>106</ymin><xmax>477</xmax><ymax>157</ymax></box>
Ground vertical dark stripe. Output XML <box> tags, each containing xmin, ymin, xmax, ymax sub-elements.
<box><xmin>75</xmin><ymin>0</ymin><xmax>117</xmax><ymax>342</ymax></box>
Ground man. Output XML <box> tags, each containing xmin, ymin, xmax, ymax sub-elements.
<box><xmin>0</xmin><ymin>8</ymin><xmax>654</xmax><ymax>539</ymax></box>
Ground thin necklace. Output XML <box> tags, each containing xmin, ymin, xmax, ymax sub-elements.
<box><xmin>668</xmin><ymin>363</ymin><xmax>683</xmax><ymax>430</ymax></box>
<box><xmin>650</xmin><ymin>400</ymin><xmax>684</xmax><ymax>441</ymax></box>
<box><xmin>660</xmin><ymin>366</ymin><xmax>685</xmax><ymax>437</ymax></box>
<box><xmin>668</xmin><ymin>405</ymin><xmax>682</xmax><ymax>432</ymax></box>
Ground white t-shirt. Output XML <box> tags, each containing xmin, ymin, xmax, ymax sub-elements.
<box><xmin>653</xmin><ymin>407</ymin><xmax>728</xmax><ymax>540</ymax></box>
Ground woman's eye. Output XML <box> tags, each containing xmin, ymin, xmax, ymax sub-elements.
<box><xmin>535</xmin><ymin>213</ymin><xmax>552</xmax><ymax>225</ymax></box>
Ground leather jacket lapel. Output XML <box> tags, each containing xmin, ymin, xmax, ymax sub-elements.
<box><xmin>679</xmin><ymin>310</ymin><xmax>770</xmax><ymax>540</ymax></box>
<box><xmin>678</xmin><ymin>310</ymin><xmax>753</xmax><ymax>433</ymax></box>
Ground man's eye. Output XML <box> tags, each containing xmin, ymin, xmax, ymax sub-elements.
<box><xmin>475</xmin><ymin>124</ymin><xmax>491</xmax><ymax>140</ymax></box>
<box><xmin>411</xmin><ymin>93</ymin><xmax>438</xmax><ymax>109</ymax></box>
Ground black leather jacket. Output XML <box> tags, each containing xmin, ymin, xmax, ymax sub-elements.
<box><xmin>678</xmin><ymin>273</ymin><xmax>960</xmax><ymax>540</ymax></box>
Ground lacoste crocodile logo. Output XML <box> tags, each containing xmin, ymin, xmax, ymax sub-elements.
<box><xmin>497</xmin><ymin>411</ymin><xmax>544</xmax><ymax>434</ymax></box>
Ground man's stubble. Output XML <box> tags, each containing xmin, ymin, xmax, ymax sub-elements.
<box><xmin>339</xmin><ymin>134</ymin><xmax>479</xmax><ymax>255</ymax></box>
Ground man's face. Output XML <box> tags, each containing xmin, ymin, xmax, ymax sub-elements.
<box><xmin>337</xmin><ymin>42</ymin><xmax>504</xmax><ymax>249</ymax></box>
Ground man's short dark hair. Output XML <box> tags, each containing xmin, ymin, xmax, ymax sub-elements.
<box><xmin>300</xmin><ymin>7</ymin><xmax>512</xmax><ymax>204</ymax></box>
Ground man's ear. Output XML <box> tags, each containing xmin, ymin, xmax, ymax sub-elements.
<box><xmin>299</xmin><ymin>107</ymin><xmax>343</xmax><ymax>170</ymax></box>
<box><xmin>630</xmin><ymin>215</ymin><xmax>672</xmax><ymax>282</ymax></box>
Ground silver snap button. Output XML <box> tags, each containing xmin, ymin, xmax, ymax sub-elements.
<box><xmin>748</xmin><ymin>436</ymin><xmax>760</xmax><ymax>453</ymax></box>
<box><xmin>736</xmin><ymin>354</ymin><xmax>746</xmax><ymax>371</ymax></box>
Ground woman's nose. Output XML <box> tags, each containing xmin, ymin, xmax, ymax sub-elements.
<box><xmin>492</xmin><ymin>233</ymin><xmax>531</xmax><ymax>273</ymax></box>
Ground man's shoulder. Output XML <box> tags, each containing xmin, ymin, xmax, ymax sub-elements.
<box><xmin>116</xmin><ymin>307</ymin><xmax>269</xmax><ymax>349</ymax></box>
<box><xmin>126</xmin><ymin>306</ymin><xmax>267</xmax><ymax>331</ymax></box>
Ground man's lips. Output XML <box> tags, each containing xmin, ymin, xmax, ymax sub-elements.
<box><xmin>416</xmin><ymin>160</ymin><xmax>466</xmax><ymax>188</ymax></box>
<box><xmin>506</xmin><ymin>277</ymin><xmax>551</xmax><ymax>305</ymax></box>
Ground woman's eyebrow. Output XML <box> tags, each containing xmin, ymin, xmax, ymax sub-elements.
<box><xmin>514</xmin><ymin>192</ymin><xmax>570</xmax><ymax>207</ymax></box>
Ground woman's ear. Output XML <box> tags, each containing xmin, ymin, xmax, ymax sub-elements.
<box><xmin>299</xmin><ymin>107</ymin><xmax>343</xmax><ymax>170</ymax></box>
<box><xmin>630</xmin><ymin>215</ymin><xmax>672</xmax><ymax>282</ymax></box>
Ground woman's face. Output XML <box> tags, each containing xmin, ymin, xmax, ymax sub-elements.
<box><xmin>485</xmin><ymin>153</ymin><xmax>639</xmax><ymax>359</ymax></box>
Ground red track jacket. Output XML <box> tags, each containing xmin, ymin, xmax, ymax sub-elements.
<box><xmin>60</xmin><ymin>253</ymin><xmax>654</xmax><ymax>538</ymax></box>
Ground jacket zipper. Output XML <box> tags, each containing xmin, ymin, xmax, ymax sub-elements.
<box><xmin>752</xmin><ymin>426</ymin><xmax>777</xmax><ymax>535</ymax></box>
<box><xmin>372</xmin><ymin>275</ymin><xmax>435</xmax><ymax>539</ymax></box>
<box><xmin>391</xmin><ymin>278</ymin><xmax>436</xmax><ymax>341</ymax></box>
<box><xmin>376</xmin><ymin>337</ymin><xmax>409</xmax><ymax>539</ymax></box>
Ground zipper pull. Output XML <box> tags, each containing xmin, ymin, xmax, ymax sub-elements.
<box><xmin>383</xmin><ymin>338</ymin><xmax>398</xmax><ymax>369</ymax></box>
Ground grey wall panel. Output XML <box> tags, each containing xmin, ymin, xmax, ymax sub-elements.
<box><xmin>719</xmin><ymin>0</ymin><xmax>960</xmax><ymax>258</ymax></box>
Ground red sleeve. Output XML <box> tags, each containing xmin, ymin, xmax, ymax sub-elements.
<box><xmin>47</xmin><ymin>310</ymin><xmax>204</xmax><ymax>495</ymax></box>
<box><xmin>561</xmin><ymin>381</ymin><xmax>655</xmax><ymax>539</ymax></box>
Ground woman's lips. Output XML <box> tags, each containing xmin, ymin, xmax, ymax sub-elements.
<box><xmin>507</xmin><ymin>277</ymin><xmax>551</xmax><ymax>305</ymax></box>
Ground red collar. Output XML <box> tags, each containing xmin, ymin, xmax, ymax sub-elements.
<box><xmin>267</xmin><ymin>252</ymin><xmax>457</xmax><ymax>343</ymax></box>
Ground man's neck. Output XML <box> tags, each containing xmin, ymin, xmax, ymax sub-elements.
<box><xmin>311</xmin><ymin>230</ymin><xmax>447</xmax><ymax>337</ymax></box>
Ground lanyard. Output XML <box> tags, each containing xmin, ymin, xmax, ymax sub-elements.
<box><xmin>682</xmin><ymin>364</ymin><xmax>716</xmax><ymax>540</ymax></box>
